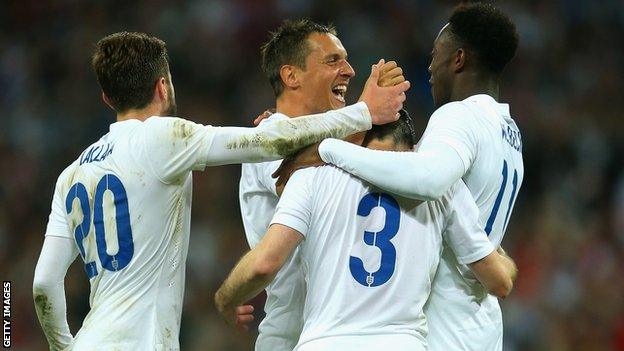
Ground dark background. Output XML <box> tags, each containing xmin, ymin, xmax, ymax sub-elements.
<box><xmin>1</xmin><ymin>0</ymin><xmax>623</xmax><ymax>350</ymax></box>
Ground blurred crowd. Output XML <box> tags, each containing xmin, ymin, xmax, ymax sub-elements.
<box><xmin>1</xmin><ymin>0</ymin><xmax>623</xmax><ymax>350</ymax></box>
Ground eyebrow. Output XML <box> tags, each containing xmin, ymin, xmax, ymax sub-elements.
<box><xmin>323</xmin><ymin>53</ymin><xmax>346</xmax><ymax>61</ymax></box>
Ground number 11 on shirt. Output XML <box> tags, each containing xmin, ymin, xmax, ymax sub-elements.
<box><xmin>484</xmin><ymin>160</ymin><xmax>519</xmax><ymax>236</ymax></box>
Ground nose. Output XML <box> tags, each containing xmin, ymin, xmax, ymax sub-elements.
<box><xmin>341</xmin><ymin>60</ymin><xmax>355</xmax><ymax>78</ymax></box>
<box><xmin>428</xmin><ymin>63</ymin><xmax>432</xmax><ymax>74</ymax></box>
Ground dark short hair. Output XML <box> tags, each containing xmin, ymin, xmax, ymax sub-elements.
<box><xmin>448</xmin><ymin>3</ymin><xmax>518</xmax><ymax>75</ymax></box>
<box><xmin>364</xmin><ymin>109</ymin><xmax>417</xmax><ymax>148</ymax></box>
<box><xmin>92</xmin><ymin>32</ymin><xmax>170</xmax><ymax>113</ymax></box>
<box><xmin>261</xmin><ymin>19</ymin><xmax>337</xmax><ymax>97</ymax></box>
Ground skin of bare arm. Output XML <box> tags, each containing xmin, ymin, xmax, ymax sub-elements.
<box><xmin>468</xmin><ymin>250</ymin><xmax>517</xmax><ymax>299</ymax></box>
<box><xmin>215</xmin><ymin>224</ymin><xmax>303</xmax><ymax>330</ymax></box>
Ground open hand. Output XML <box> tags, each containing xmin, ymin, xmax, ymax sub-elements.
<box><xmin>273</xmin><ymin>143</ymin><xmax>324</xmax><ymax>193</ymax></box>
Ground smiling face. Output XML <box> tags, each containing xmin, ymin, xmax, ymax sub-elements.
<box><xmin>428</xmin><ymin>24</ymin><xmax>457</xmax><ymax>108</ymax></box>
<box><xmin>296</xmin><ymin>32</ymin><xmax>355</xmax><ymax>113</ymax></box>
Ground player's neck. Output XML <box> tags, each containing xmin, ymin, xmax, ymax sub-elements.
<box><xmin>452</xmin><ymin>73</ymin><xmax>500</xmax><ymax>102</ymax></box>
<box><xmin>116</xmin><ymin>104</ymin><xmax>163</xmax><ymax>122</ymax></box>
<box><xmin>276</xmin><ymin>95</ymin><xmax>319</xmax><ymax>118</ymax></box>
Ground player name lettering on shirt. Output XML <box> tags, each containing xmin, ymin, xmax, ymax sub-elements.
<box><xmin>80</xmin><ymin>143</ymin><xmax>114</xmax><ymax>165</ymax></box>
<box><xmin>501</xmin><ymin>125</ymin><xmax>522</xmax><ymax>152</ymax></box>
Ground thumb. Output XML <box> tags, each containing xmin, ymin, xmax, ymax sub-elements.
<box><xmin>367</xmin><ymin>59</ymin><xmax>384</xmax><ymax>84</ymax></box>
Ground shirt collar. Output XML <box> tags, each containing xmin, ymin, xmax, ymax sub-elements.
<box><xmin>465</xmin><ymin>94</ymin><xmax>510</xmax><ymax>117</ymax></box>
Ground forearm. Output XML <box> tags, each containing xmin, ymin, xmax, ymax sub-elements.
<box><xmin>33</xmin><ymin>237</ymin><xmax>77</xmax><ymax>350</ymax></box>
<box><xmin>215</xmin><ymin>250</ymin><xmax>276</xmax><ymax>313</ymax></box>
<box><xmin>207</xmin><ymin>102</ymin><xmax>372</xmax><ymax>166</ymax></box>
<box><xmin>319</xmin><ymin>139</ymin><xmax>464</xmax><ymax>200</ymax></box>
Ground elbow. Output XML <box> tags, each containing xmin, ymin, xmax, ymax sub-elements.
<box><xmin>32</xmin><ymin>275</ymin><xmax>52</xmax><ymax>298</ymax></box>
<box><xmin>252</xmin><ymin>257</ymin><xmax>282</xmax><ymax>280</ymax></box>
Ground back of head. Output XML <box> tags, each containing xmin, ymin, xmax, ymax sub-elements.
<box><xmin>448</xmin><ymin>3</ymin><xmax>518</xmax><ymax>75</ymax></box>
<box><xmin>261</xmin><ymin>19</ymin><xmax>336</xmax><ymax>97</ymax></box>
<box><xmin>363</xmin><ymin>109</ymin><xmax>417</xmax><ymax>151</ymax></box>
<box><xmin>92</xmin><ymin>32</ymin><xmax>170</xmax><ymax>113</ymax></box>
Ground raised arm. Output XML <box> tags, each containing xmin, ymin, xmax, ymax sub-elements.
<box><xmin>33</xmin><ymin>236</ymin><xmax>79</xmax><ymax>350</ymax></box>
<box><xmin>144</xmin><ymin>62</ymin><xmax>410</xmax><ymax>183</ymax></box>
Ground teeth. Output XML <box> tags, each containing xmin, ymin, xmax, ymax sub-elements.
<box><xmin>333</xmin><ymin>85</ymin><xmax>347</xmax><ymax>93</ymax></box>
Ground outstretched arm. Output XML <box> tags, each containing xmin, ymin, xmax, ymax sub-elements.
<box><xmin>145</xmin><ymin>61</ymin><xmax>410</xmax><ymax>183</ymax></box>
<box><xmin>33</xmin><ymin>236</ymin><xmax>79</xmax><ymax>350</ymax></box>
<box><xmin>215</xmin><ymin>224</ymin><xmax>302</xmax><ymax>329</ymax></box>
<box><xmin>318</xmin><ymin>102</ymin><xmax>478</xmax><ymax>201</ymax></box>
<box><xmin>319</xmin><ymin>139</ymin><xmax>465</xmax><ymax>200</ymax></box>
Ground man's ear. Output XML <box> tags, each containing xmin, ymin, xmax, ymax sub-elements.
<box><xmin>101</xmin><ymin>92</ymin><xmax>115</xmax><ymax>111</ymax></box>
<box><xmin>453</xmin><ymin>48</ymin><xmax>466</xmax><ymax>73</ymax></box>
<box><xmin>279</xmin><ymin>65</ymin><xmax>301</xmax><ymax>91</ymax></box>
<box><xmin>155</xmin><ymin>77</ymin><xmax>168</xmax><ymax>102</ymax></box>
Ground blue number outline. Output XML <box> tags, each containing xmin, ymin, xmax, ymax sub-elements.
<box><xmin>485</xmin><ymin>160</ymin><xmax>519</xmax><ymax>236</ymax></box>
<box><xmin>65</xmin><ymin>174</ymin><xmax>134</xmax><ymax>278</ymax></box>
<box><xmin>65</xmin><ymin>183</ymin><xmax>98</xmax><ymax>278</ymax></box>
<box><xmin>94</xmin><ymin>174</ymin><xmax>134</xmax><ymax>272</ymax></box>
<box><xmin>349</xmin><ymin>192</ymin><xmax>401</xmax><ymax>287</ymax></box>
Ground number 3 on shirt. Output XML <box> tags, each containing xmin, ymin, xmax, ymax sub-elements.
<box><xmin>65</xmin><ymin>174</ymin><xmax>134</xmax><ymax>278</ymax></box>
<box><xmin>349</xmin><ymin>192</ymin><xmax>400</xmax><ymax>287</ymax></box>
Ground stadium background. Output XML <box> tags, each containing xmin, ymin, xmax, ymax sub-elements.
<box><xmin>1</xmin><ymin>0</ymin><xmax>623</xmax><ymax>350</ymax></box>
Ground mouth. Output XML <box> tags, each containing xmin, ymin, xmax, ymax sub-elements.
<box><xmin>331</xmin><ymin>84</ymin><xmax>347</xmax><ymax>104</ymax></box>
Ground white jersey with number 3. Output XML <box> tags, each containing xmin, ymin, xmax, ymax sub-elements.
<box><xmin>270</xmin><ymin>166</ymin><xmax>495</xmax><ymax>351</ymax></box>
<box><xmin>421</xmin><ymin>94</ymin><xmax>524</xmax><ymax>351</ymax></box>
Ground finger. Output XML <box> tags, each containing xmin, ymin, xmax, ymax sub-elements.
<box><xmin>236</xmin><ymin>314</ymin><xmax>255</xmax><ymax>324</ymax></box>
<box><xmin>399</xmin><ymin>92</ymin><xmax>406</xmax><ymax>103</ymax></box>
<box><xmin>379</xmin><ymin>75</ymin><xmax>405</xmax><ymax>88</ymax></box>
<box><xmin>236</xmin><ymin>305</ymin><xmax>254</xmax><ymax>315</ymax></box>
<box><xmin>392</xmin><ymin>80</ymin><xmax>411</xmax><ymax>93</ymax></box>
<box><xmin>379</xmin><ymin>60</ymin><xmax>397</xmax><ymax>75</ymax></box>
<box><xmin>382</xmin><ymin>66</ymin><xmax>403</xmax><ymax>78</ymax></box>
<box><xmin>368</xmin><ymin>60</ymin><xmax>383</xmax><ymax>82</ymax></box>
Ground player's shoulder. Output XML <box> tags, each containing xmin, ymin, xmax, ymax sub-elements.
<box><xmin>431</xmin><ymin>100</ymin><xmax>475</xmax><ymax>121</ymax></box>
<box><xmin>53</xmin><ymin>158</ymin><xmax>81</xmax><ymax>193</ymax></box>
<box><xmin>290</xmin><ymin>164</ymin><xmax>348</xmax><ymax>185</ymax></box>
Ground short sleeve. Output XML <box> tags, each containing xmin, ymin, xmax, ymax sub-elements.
<box><xmin>270</xmin><ymin>168</ymin><xmax>315</xmax><ymax>237</ymax></box>
<box><xmin>419</xmin><ymin>102</ymin><xmax>480</xmax><ymax>173</ymax></box>
<box><xmin>443</xmin><ymin>181</ymin><xmax>494</xmax><ymax>264</ymax></box>
<box><xmin>141</xmin><ymin>117</ymin><xmax>216</xmax><ymax>184</ymax></box>
<box><xmin>45</xmin><ymin>178</ymin><xmax>72</xmax><ymax>239</ymax></box>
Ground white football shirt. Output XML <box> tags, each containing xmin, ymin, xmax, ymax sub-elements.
<box><xmin>270</xmin><ymin>166</ymin><xmax>495</xmax><ymax>351</ymax></box>
<box><xmin>43</xmin><ymin>102</ymin><xmax>373</xmax><ymax>350</ymax></box>
<box><xmin>420</xmin><ymin>94</ymin><xmax>524</xmax><ymax>350</ymax></box>
<box><xmin>239</xmin><ymin>113</ymin><xmax>305</xmax><ymax>351</ymax></box>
